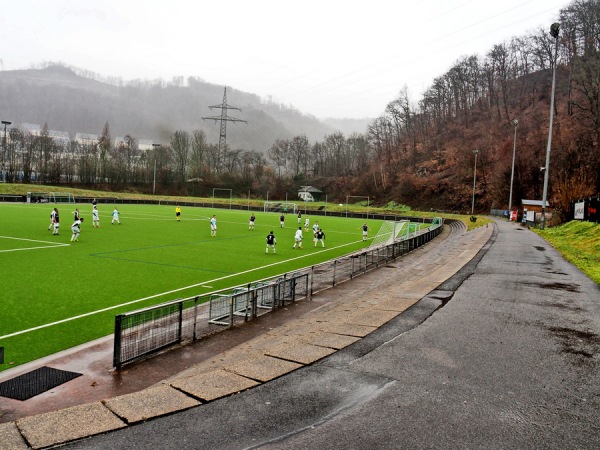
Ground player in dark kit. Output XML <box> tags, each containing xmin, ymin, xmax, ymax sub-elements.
<box><xmin>314</xmin><ymin>229</ymin><xmax>326</xmax><ymax>247</ymax></box>
<box><xmin>266</xmin><ymin>231</ymin><xmax>276</xmax><ymax>254</ymax></box>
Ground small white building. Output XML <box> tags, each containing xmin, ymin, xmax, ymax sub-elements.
<box><xmin>298</xmin><ymin>186</ymin><xmax>322</xmax><ymax>202</ymax></box>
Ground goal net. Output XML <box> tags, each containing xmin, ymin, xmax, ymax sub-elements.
<box><xmin>264</xmin><ymin>201</ymin><xmax>298</xmax><ymax>214</ymax></box>
<box><xmin>49</xmin><ymin>192</ymin><xmax>75</xmax><ymax>203</ymax></box>
<box><xmin>369</xmin><ymin>220</ymin><xmax>411</xmax><ymax>248</ymax></box>
<box><xmin>27</xmin><ymin>192</ymin><xmax>50</xmax><ymax>203</ymax></box>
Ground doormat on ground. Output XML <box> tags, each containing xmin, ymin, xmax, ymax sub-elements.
<box><xmin>0</xmin><ymin>366</ymin><xmax>82</xmax><ymax>401</ymax></box>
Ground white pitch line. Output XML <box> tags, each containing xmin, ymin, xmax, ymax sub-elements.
<box><xmin>0</xmin><ymin>235</ymin><xmax>70</xmax><ymax>252</ymax></box>
<box><xmin>0</xmin><ymin>244</ymin><xmax>70</xmax><ymax>253</ymax></box>
<box><xmin>0</xmin><ymin>235</ymin><xmax>66</xmax><ymax>245</ymax></box>
<box><xmin>0</xmin><ymin>239</ymin><xmax>365</xmax><ymax>340</ymax></box>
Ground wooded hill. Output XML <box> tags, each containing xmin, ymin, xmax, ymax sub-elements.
<box><xmin>0</xmin><ymin>64</ymin><xmax>366</xmax><ymax>150</ymax></box>
<box><xmin>337</xmin><ymin>0</ymin><xmax>600</xmax><ymax>217</ymax></box>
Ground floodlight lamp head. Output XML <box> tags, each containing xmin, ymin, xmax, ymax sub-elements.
<box><xmin>550</xmin><ymin>22</ymin><xmax>560</xmax><ymax>39</ymax></box>
<box><xmin>512</xmin><ymin>119</ymin><xmax>519</xmax><ymax>126</ymax></box>
<box><xmin>540</xmin><ymin>166</ymin><xmax>546</xmax><ymax>172</ymax></box>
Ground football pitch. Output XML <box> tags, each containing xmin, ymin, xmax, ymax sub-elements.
<box><xmin>0</xmin><ymin>202</ymin><xmax>380</xmax><ymax>371</ymax></box>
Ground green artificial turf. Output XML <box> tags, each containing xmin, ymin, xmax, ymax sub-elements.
<box><xmin>0</xmin><ymin>202</ymin><xmax>385</xmax><ymax>370</ymax></box>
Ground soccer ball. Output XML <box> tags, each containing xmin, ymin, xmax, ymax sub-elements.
<box><xmin>339</xmin><ymin>203</ymin><xmax>343</xmax><ymax>206</ymax></box>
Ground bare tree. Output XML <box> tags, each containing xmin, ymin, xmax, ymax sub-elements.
<box><xmin>170</xmin><ymin>130</ymin><xmax>190</xmax><ymax>184</ymax></box>
<box><xmin>190</xmin><ymin>130</ymin><xmax>208</xmax><ymax>179</ymax></box>
<box><xmin>97</xmin><ymin>122</ymin><xmax>111</xmax><ymax>182</ymax></box>
<box><xmin>267</xmin><ymin>139</ymin><xmax>289</xmax><ymax>178</ymax></box>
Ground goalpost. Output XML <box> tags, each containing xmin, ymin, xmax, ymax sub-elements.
<box><xmin>369</xmin><ymin>220</ymin><xmax>411</xmax><ymax>248</ymax></box>
<box><xmin>49</xmin><ymin>193</ymin><xmax>75</xmax><ymax>204</ymax></box>
<box><xmin>264</xmin><ymin>201</ymin><xmax>298</xmax><ymax>214</ymax></box>
<box><xmin>27</xmin><ymin>192</ymin><xmax>49</xmax><ymax>203</ymax></box>
<box><xmin>212</xmin><ymin>188</ymin><xmax>232</xmax><ymax>209</ymax></box>
<box><xmin>27</xmin><ymin>192</ymin><xmax>75</xmax><ymax>203</ymax></box>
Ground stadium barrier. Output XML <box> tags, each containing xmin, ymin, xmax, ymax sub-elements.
<box><xmin>113</xmin><ymin>218</ymin><xmax>445</xmax><ymax>369</ymax></box>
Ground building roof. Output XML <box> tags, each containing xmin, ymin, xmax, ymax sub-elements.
<box><xmin>522</xmin><ymin>199</ymin><xmax>550</xmax><ymax>207</ymax></box>
<box><xmin>298</xmin><ymin>185</ymin><xmax>322</xmax><ymax>193</ymax></box>
<box><xmin>75</xmin><ymin>133</ymin><xmax>99</xmax><ymax>142</ymax></box>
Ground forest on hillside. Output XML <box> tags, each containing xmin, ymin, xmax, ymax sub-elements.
<box><xmin>1</xmin><ymin>0</ymin><xmax>598</xmax><ymax>221</ymax></box>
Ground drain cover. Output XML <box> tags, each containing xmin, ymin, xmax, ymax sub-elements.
<box><xmin>0</xmin><ymin>366</ymin><xmax>82</xmax><ymax>401</ymax></box>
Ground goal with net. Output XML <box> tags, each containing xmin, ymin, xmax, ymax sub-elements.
<box><xmin>49</xmin><ymin>193</ymin><xmax>75</xmax><ymax>203</ymax></box>
<box><xmin>369</xmin><ymin>220</ymin><xmax>412</xmax><ymax>248</ymax></box>
<box><xmin>27</xmin><ymin>192</ymin><xmax>50</xmax><ymax>203</ymax></box>
<box><xmin>264</xmin><ymin>201</ymin><xmax>298</xmax><ymax>214</ymax></box>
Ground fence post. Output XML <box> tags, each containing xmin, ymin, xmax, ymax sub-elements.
<box><xmin>252</xmin><ymin>289</ymin><xmax>258</xmax><ymax>318</ymax></box>
<box><xmin>245</xmin><ymin>283</ymin><xmax>251</xmax><ymax>322</ymax></box>
<box><xmin>192</xmin><ymin>296</ymin><xmax>199</xmax><ymax>341</ymax></box>
<box><xmin>272</xmin><ymin>282</ymin><xmax>277</xmax><ymax>311</ymax></box>
<box><xmin>332</xmin><ymin>259</ymin><xmax>337</xmax><ymax>287</ymax></box>
<box><xmin>113</xmin><ymin>315</ymin><xmax>123</xmax><ymax>370</ymax></box>
<box><xmin>290</xmin><ymin>277</ymin><xmax>297</xmax><ymax>302</ymax></box>
<box><xmin>178</xmin><ymin>301</ymin><xmax>183</xmax><ymax>343</ymax></box>
<box><xmin>229</xmin><ymin>296</ymin><xmax>234</xmax><ymax>328</ymax></box>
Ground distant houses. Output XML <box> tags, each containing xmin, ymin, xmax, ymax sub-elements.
<box><xmin>75</xmin><ymin>132</ymin><xmax>99</xmax><ymax>146</ymax></box>
<box><xmin>3</xmin><ymin>123</ymin><xmax>158</xmax><ymax>151</ymax></box>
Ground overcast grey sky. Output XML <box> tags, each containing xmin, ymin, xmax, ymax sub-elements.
<box><xmin>1</xmin><ymin>0</ymin><xmax>569</xmax><ymax>119</ymax></box>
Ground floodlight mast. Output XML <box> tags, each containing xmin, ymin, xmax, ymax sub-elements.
<box><xmin>202</xmin><ymin>87</ymin><xmax>247</xmax><ymax>152</ymax></box>
<box><xmin>540</xmin><ymin>22</ymin><xmax>560</xmax><ymax>230</ymax></box>
<box><xmin>508</xmin><ymin>119</ymin><xmax>518</xmax><ymax>214</ymax></box>
<box><xmin>471</xmin><ymin>150</ymin><xmax>479</xmax><ymax>215</ymax></box>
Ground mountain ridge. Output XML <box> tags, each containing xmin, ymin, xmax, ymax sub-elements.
<box><xmin>0</xmin><ymin>64</ymin><xmax>372</xmax><ymax>150</ymax></box>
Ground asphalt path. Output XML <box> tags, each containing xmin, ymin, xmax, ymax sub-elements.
<box><xmin>65</xmin><ymin>219</ymin><xmax>600</xmax><ymax>449</ymax></box>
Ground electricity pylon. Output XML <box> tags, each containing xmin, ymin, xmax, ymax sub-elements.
<box><xmin>202</xmin><ymin>86</ymin><xmax>247</xmax><ymax>151</ymax></box>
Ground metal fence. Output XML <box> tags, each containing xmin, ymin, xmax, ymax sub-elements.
<box><xmin>113</xmin><ymin>219</ymin><xmax>444</xmax><ymax>369</ymax></box>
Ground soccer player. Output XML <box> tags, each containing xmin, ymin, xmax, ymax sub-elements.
<box><xmin>297</xmin><ymin>212</ymin><xmax>302</xmax><ymax>224</ymax></box>
<box><xmin>111</xmin><ymin>208</ymin><xmax>121</xmax><ymax>224</ymax></box>
<box><xmin>312</xmin><ymin>221</ymin><xmax>319</xmax><ymax>236</ymax></box>
<box><xmin>210</xmin><ymin>215</ymin><xmax>217</xmax><ymax>237</ymax></box>
<box><xmin>249</xmin><ymin>213</ymin><xmax>256</xmax><ymax>230</ymax></box>
<box><xmin>73</xmin><ymin>208</ymin><xmax>80</xmax><ymax>221</ymax></box>
<box><xmin>361</xmin><ymin>223</ymin><xmax>370</xmax><ymax>241</ymax></box>
<box><xmin>48</xmin><ymin>208</ymin><xmax>56</xmax><ymax>230</ymax></box>
<box><xmin>304</xmin><ymin>216</ymin><xmax>310</xmax><ymax>231</ymax></box>
<box><xmin>92</xmin><ymin>205</ymin><xmax>100</xmax><ymax>227</ymax></box>
<box><xmin>266</xmin><ymin>230</ymin><xmax>276</xmax><ymax>253</ymax></box>
<box><xmin>175</xmin><ymin>205</ymin><xmax>181</xmax><ymax>221</ymax></box>
<box><xmin>279</xmin><ymin>214</ymin><xmax>285</xmax><ymax>228</ymax></box>
<box><xmin>293</xmin><ymin>226</ymin><xmax>303</xmax><ymax>249</ymax></box>
<box><xmin>71</xmin><ymin>217</ymin><xmax>84</xmax><ymax>242</ymax></box>
<box><xmin>315</xmin><ymin>228</ymin><xmax>326</xmax><ymax>247</ymax></box>
<box><xmin>52</xmin><ymin>208</ymin><xmax>60</xmax><ymax>235</ymax></box>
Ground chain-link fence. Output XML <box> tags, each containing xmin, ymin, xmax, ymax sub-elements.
<box><xmin>113</xmin><ymin>219</ymin><xmax>444</xmax><ymax>369</ymax></box>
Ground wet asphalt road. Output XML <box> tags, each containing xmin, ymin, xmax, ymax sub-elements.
<box><xmin>65</xmin><ymin>219</ymin><xmax>600</xmax><ymax>449</ymax></box>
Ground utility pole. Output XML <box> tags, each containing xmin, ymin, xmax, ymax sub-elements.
<box><xmin>202</xmin><ymin>87</ymin><xmax>247</xmax><ymax>152</ymax></box>
<box><xmin>540</xmin><ymin>22</ymin><xmax>560</xmax><ymax>230</ymax></box>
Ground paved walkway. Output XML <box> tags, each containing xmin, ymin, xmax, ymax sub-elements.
<box><xmin>4</xmin><ymin>219</ymin><xmax>599</xmax><ymax>449</ymax></box>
